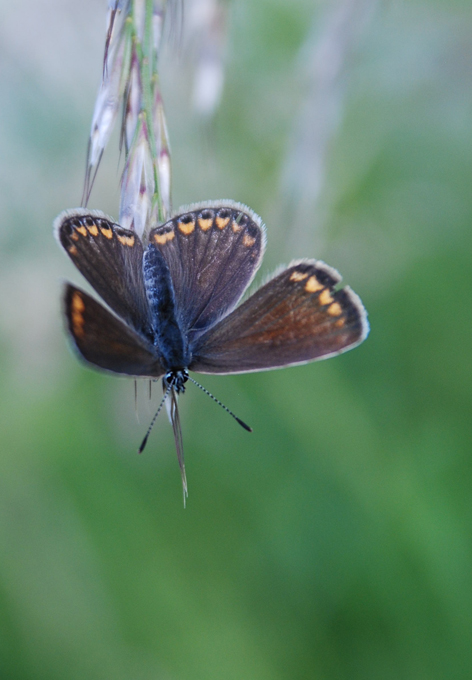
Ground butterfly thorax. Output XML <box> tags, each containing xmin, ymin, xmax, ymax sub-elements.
<box><xmin>143</xmin><ymin>243</ymin><xmax>191</xmax><ymax>372</ymax></box>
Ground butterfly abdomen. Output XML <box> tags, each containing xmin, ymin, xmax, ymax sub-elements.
<box><xmin>143</xmin><ymin>243</ymin><xmax>190</xmax><ymax>370</ymax></box>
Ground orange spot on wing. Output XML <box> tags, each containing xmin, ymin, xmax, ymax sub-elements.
<box><xmin>290</xmin><ymin>270</ymin><xmax>309</xmax><ymax>282</ymax></box>
<box><xmin>72</xmin><ymin>292</ymin><xmax>85</xmax><ymax>313</ymax></box>
<box><xmin>304</xmin><ymin>276</ymin><xmax>323</xmax><ymax>293</ymax></box>
<box><xmin>328</xmin><ymin>302</ymin><xmax>342</xmax><ymax>316</ymax></box>
<box><xmin>231</xmin><ymin>220</ymin><xmax>242</xmax><ymax>233</ymax></box>
<box><xmin>68</xmin><ymin>245</ymin><xmax>78</xmax><ymax>255</ymax></box>
<box><xmin>198</xmin><ymin>217</ymin><xmax>213</xmax><ymax>232</ymax></box>
<box><xmin>71</xmin><ymin>292</ymin><xmax>85</xmax><ymax>338</ymax></box>
<box><xmin>319</xmin><ymin>289</ymin><xmax>334</xmax><ymax>306</ymax></box>
<box><xmin>178</xmin><ymin>220</ymin><xmax>195</xmax><ymax>235</ymax></box>
<box><xmin>242</xmin><ymin>234</ymin><xmax>256</xmax><ymax>247</ymax></box>
<box><xmin>70</xmin><ymin>232</ymin><xmax>79</xmax><ymax>241</ymax></box>
<box><xmin>76</xmin><ymin>225</ymin><xmax>87</xmax><ymax>237</ymax></box>
<box><xmin>100</xmin><ymin>226</ymin><xmax>113</xmax><ymax>239</ymax></box>
<box><xmin>154</xmin><ymin>230</ymin><xmax>175</xmax><ymax>245</ymax></box>
<box><xmin>87</xmin><ymin>224</ymin><xmax>99</xmax><ymax>236</ymax></box>
<box><xmin>216</xmin><ymin>216</ymin><xmax>230</xmax><ymax>230</ymax></box>
<box><xmin>117</xmin><ymin>234</ymin><xmax>135</xmax><ymax>247</ymax></box>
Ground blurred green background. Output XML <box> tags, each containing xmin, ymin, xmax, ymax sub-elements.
<box><xmin>1</xmin><ymin>0</ymin><xmax>472</xmax><ymax>678</ymax></box>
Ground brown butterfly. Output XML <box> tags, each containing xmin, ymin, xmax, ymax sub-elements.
<box><xmin>55</xmin><ymin>201</ymin><xmax>369</xmax><ymax>498</ymax></box>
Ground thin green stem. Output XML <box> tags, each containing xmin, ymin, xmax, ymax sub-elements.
<box><xmin>128</xmin><ymin>0</ymin><xmax>167</xmax><ymax>223</ymax></box>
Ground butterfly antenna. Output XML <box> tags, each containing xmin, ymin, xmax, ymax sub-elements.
<box><xmin>187</xmin><ymin>376</ymin><xmax>252</xmax><ymax>432</ymax></box>
<box><xmin>138</xmin><ymin>382</ymin><xmax>172</xmax><ymax>453</ymax></box>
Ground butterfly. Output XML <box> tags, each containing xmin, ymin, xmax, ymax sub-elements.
<box><xmin>55</xmin><ymin>201</ymin><xmax>369</xmax><ymax>497</ymax></box>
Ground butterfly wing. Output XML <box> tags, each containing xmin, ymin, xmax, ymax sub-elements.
<box><xmin>148</xmin><ymin>201</ymin><xmax>265</xmax><ymax>336</ymax></box>
<box><xmin>55</xmin><ymin>209</ymin><xmax>152</xmax><ymax>339</ymax></box>
<box><xmin>189</xmin><ymin>261</ymin><xmax>369</xmax><ymax>374</ymax></box>
<box><xmin>64</xmin><ymin>284</ymin><xmax>165</xmax><ymax>377</ymax></box>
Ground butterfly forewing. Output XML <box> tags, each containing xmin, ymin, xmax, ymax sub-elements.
<box><xmin>190</xmin><ymin>261</ymin><xmax>368</xmax><ymax>374</ymax></box>
<box><xmin>64</xmin><ymin>284</ymin><xmax>165</xmax><ymax>377</ymax></box>
<box><xmin>148</xmin><ymin>202</ymin><xmax>265</xmax><ymax>336</ymax></box>
<box><xmin>55</xmin><ymin>209</ymin><xmax>152</xmax><ymax>339</ymax></box>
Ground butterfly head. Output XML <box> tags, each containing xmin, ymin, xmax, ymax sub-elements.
<box><xmin>164</xmin><ymin>368</ymin><xmax>189</xmax><ymax>394</ymax></box>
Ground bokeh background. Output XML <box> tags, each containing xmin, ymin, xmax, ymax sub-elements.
<box><xmin>1</xmin><ymin>0</ymin><xmax>472</xmax><ymax>678</ymax></box>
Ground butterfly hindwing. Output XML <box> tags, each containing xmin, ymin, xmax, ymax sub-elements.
<box><xmin>148</xmin><ymin>202</ymin><xmax>265</xmax><ymax>336</ymax></box>
<box><xmin>55</xmin><ymin>209</ymin><xmax>152</xmax><ymax>339</ymax></box>
<box><xmin>64</xmin><ymin>284</ymin><xmax>165</xmax><ymax>377</ymax></box>
<box><xmin>189</xmin><ymin>261</ymin><xmax>369</xmax><ymax>374</ymax></box>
